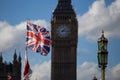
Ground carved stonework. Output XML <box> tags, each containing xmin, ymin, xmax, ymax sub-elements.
<box><xmin>51</xmin><ymin>0</ymin><xmax>78</xmax><ymax>80</ymax></box>
<box><xmin>0</xmin><ymin>51</ymin><xmax>21</xmax><ymax>80</ymax></box>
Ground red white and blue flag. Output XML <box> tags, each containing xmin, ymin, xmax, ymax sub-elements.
<box><xmin>23</xmin><ymin>48</ymin><xmax>32</xmax><ymax>80</ymax></box>
<box><xmin>26</xmin><ymin>22</ymin><xmax>50</xmax><ymax>55</ymax></box>
<box><xmin>7</xmin><ymin>74</ymin><xmax>12</xmax><ymax>80</ymax></box>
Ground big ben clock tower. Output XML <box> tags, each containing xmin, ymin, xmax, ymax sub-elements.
<box><xmin>51</xmin><ymin>0</ymin><xmax>78</xmax><ymax>80</ymax></box>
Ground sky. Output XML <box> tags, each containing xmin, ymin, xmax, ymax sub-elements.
<box><xmin>0</xmin><ymin>0</ymin><xmax>120</xmax><ymax>80</ymax></box>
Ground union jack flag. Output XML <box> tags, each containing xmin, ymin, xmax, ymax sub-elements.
<box><xmin>23</xmin><ymin>48</ymin><xmax>32</xmax><ymax>80</ymax></box>
<box><xmin>26</xmin><ymin>22</ymin><xmax>50</xmax><ymax>55</ymax></box>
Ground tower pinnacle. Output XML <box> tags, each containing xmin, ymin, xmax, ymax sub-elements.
<box><xmin>0</xmin><ymin>52</ymin><xmax>3</xmax><ymax>63</ymax></box>
<box><xmin>53</xmin><ymin>0</ymin><xmax>75</xmax><ymax>15</ymax></box>
<box><xmin>58</xmin><ymin>0</ymin><xmax>71</xmax><ymax>3</ymax></box>
<box><xmin>13</xmin><ymin>49</ymin><xmax>17</xmax><ymax>61</ymax></box>
<box><xmin>18</xmin><ymin>52</ymin><xmax>21</xmax><ymax>62</ymax></box>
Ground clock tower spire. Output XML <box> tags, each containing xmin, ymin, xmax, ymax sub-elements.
<box><xmin>53</xmin><ymin>0</ymin><xmax>75</xmax><ymax>15</ymax></box>
<box><xmin>58</xmin><ymin>0</ymin><xmax>71</xmax><ymax>2</ymax></box>
<box><xmin>51</xmin><ymin>0</ymin><xmax>78</xmax><ymax>80</ymax></box>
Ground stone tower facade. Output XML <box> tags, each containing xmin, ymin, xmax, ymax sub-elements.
<box><xmin>51</xmin><ymin>0</ymin><xmax>78</xmax><ymax>80</ymax></box>
<box><xmin>0</xmin><ymin>50</ymin><xmax>21</xmax><ymax>80</ymax></box>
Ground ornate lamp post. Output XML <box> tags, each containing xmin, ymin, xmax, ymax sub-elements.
<box><xmin>97</xmin><ymin>31</ymin><xmax>108</xmax><ymax>80</ymax></box>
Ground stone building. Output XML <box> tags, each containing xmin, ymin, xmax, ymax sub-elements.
<box><xmin>0</xmin><ymin>50</ymin><xmax>21</xmax><ymax>80</ymax></box>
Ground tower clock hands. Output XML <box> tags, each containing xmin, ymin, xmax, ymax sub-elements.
<box><xmin>56</xmin><ymin>25</ymin><xmax>70</xmax><ymax>38</ymax></box>
<box><xmin>61</xmin><ymin>28</ymin><xmax>65</xmax><ymax>32</ymax></box>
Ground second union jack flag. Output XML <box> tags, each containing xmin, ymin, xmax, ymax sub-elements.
<box><xmin>26</xmin><ymin>22</ymin><xmax>50</xmax><ymax>55</ymax></box>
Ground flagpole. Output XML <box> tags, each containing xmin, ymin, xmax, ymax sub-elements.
<box><xmin>26</xmin><ymin>19</ymin><xmax>30</xmax><ymax>23</ymax></box>
<box><xmin>24</xmin><ymin>47</ymin><xmax>32</xmax><ymax>80</ymax></box>
<box><xmin>24</xmin><ymin>21</ymin><xmax>29</xmax><ymax>79</ymax></box>
<box><xmin>25</xmin><ymin>18</ymin><xmax>28</xmax><ymax>59</ymax></box>
<box><xmin>25</xmin><ymin>47</ymin><xmax>28</xmax><ymax>60</ymax></box>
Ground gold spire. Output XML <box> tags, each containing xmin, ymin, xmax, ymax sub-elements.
<box><xmin>101</xmin><ymin>30</ymin><xmax>104</xmax><ymax>37</ymax></box>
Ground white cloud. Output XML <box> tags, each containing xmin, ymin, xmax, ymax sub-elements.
<box><xmin>1</xmin><ymin>0</ymin><xmax>119</xmax><ymax>52</ymax></box>
<box><xmin>78</xmin><ymin>0</ymin><xmax>120</xmax><ymax>40</ymax></box>
<box><xmin>77</xmin><ymin>62</ymin><xmax>100</xmax><ymax>80</ymax></box>
<box><xmin>31</xmin><ymin>61</ymin><xmax>51</xmax><ymax>80</ymax></box>
<box><xmin>110</xmin><ymin>64</ymin><xmax>120</xmax><ymax>80</ymax></box>
<box><xmin>0</xmin><ymin>20</ymin><xmax>49</xmax><ymax>52</ymax></box>
<box><xmin>30</xmin><ymin>60</ymin><xmax>120</xmax><ymax>80</ymax></box>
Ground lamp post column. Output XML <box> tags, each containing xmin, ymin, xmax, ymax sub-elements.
<box><xmin>97</xmin><ymin>31</ymin><xmax>108</xmax><ymax>80</ymax></box>
<box><xmin>101</xmin><ymin>67</ymin><xmax>105</xmax><ymax>80</ymax></box>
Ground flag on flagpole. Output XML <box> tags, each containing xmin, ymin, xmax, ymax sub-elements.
<box><xmin>23</xmin><ymin>48</ymin><xmax>32</xmax><ymax>80</ymax></box>
<box><xmin>26</xmin><ymin>21</ymin><xmax>51</xmax><ymax>56</ymax></box>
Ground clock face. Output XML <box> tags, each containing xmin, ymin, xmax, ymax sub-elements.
<box><xmin>56</xmin><ymin>25</ymin><xmax>70</xmax><ymax>38</ymax></box>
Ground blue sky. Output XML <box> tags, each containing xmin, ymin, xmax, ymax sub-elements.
<box><xmin>0</xmin><ymin>0</ymin><xmax>120</xmax><ymax>80</ymax></box>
